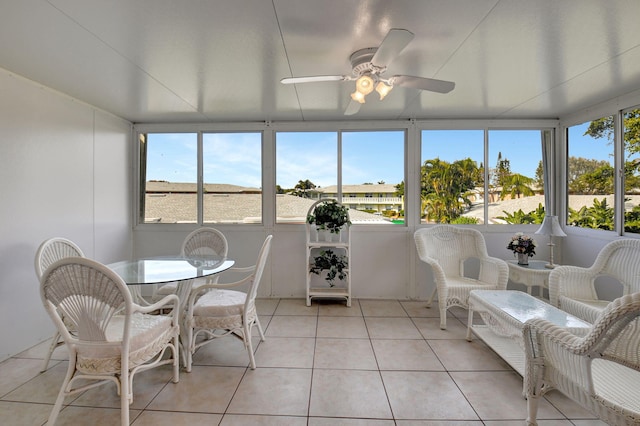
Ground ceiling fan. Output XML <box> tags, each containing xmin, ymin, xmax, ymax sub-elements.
<box><xmin>281</xmin><ymin>28</ymin><xmax>455</xmax><ymax>115</ymax></box>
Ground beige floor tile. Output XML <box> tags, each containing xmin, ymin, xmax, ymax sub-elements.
<box><xmin>0</xmin><ymin>400</ymin><xmax>51</xmax><ymax>425</ymax></box>
<box><xmin>317</xmin><ymin>299</ymin><xmax>362</xmax><ymax>316</ymax></box>
<box><xmin>371</xmin><ymin>339</ymin><xmax>445</xmax><ymax>371</ymax></box>
<box><xmin>395</xmin><ymin>421</ymin><xmax>483</xmax><ymax>425</ymax></box>
<box><xmin>399</xmin><ymin>300</ymin><xmax>441</xmax><ymax>318</ymax></box>
<box><xmin>253</xmin><ymin>337</ymin><xmax>315</xmax><ymax>368</ymax></box>
<box><xmin>190</xmin><ymin>334</ymin><xmax>256</xmax><ymax>367</ymax></box>
<box><xmin>450</xmin><ymin>371</ymin><xmax>564</xmax><ymax>420</ymax></box>
<box><xmin>359</xmin><ymin>299</ymin><xmax>407</xmax><ymax>317</ymax></box>
<box><xmin>2</xmin><ymin>362</ymin><xmax>76</xmax><ymax>404</ymax></box>
<box><xmin>309</xmin><ymin>418</ymin><xmax>395</xmax><ymax>425</ymax></box>
<box><xmin>70</xmin><ymin>364</ymin><xmax>174</xmax><ymax>409</ymax></box>
<box><xmin>428</xmin><ymin>339</ymin><xmax>511</xmax><ymax>371</ymax></box>
<box><xmin>413</xmin><ymin>316</ymin><xmax>469</xmax><ymax>340</ymax></box>
<box><xmin>16</xmin><ymin>337</ymin><xmax>69</xmax><ymax>364</ymax></box>
<box><xmin>221</xmin><ymin>414</ymin><xmax>307</xmax><ymax>425</ymax></box>
<box><xmin>317</xmin><ymin>316</ymin><xmax>369</xmax><ymax>338</ymax></box>
<box><xmin>148</xmin><ymin>365</ymin><xmax>245</xmax><ymax>413</ymax></box>
<box><xmin>274</xmin><ymin>298</ymin><xmax>319</xmax><ymax>315</ymax></box>
<box><xmin>382</xmin><ymin>371</ymin><xmax>479</xmax><ymax>420</ymax></box>
<box><xmin>569</xmin><ymin>421</ymin><xmax>608</xmax><ymax>425</ymax></box>
<box><xmin>309</xmin><ymin>369</ymin><xmax>392</xmax><ymax>419</ymax></box>
<box><xmin>0</xmin><ymin>357</ymin><xmax>47</xmax><ymax>397</ymax></box>
<box><xmin>314</xmin><ymin>338</ymin><xmax>377</xmax><ymax>370</ymax></box>
<box><xmin>543</xmin><ymin>389</ymin><xmax>602</xmax><ymax>420</ymax></box>
<box><xmin>483</xmin><ymin>422</ymin><xmax>573</xmax><ymax>426</ymax></box>
<box><xmin>264</xmin><ymin>315</ymin><xmax>317</xmax><ymax>337</ymax></box>
<box><xmin>53</xmin><ymin>405</ymin><xmax>141</xmax><ymax>425</ymax></box>
<box><xmin>255</xmin><ymin>298</ymin><xmax>279</xmax><ymax>315</ymax></box>
<box><xmin>227</xmin><ymin>368</ymin><xmax>312</xmax><ymax>416</ymax></box>
<box><xmin>133</xmin><ymin>410</ymin><xmax>223</xmax><ymax>425</ymax></box>
<box><xmin>365</xmin><ymin>317</ymin><xmax>423</xmax><ymax>339</ymax></box>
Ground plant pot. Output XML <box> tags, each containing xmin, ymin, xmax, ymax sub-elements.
<box><xmin>517</xmin><ymin>253</ymin><xmax>529</xmax><ymax>265</ymax></box>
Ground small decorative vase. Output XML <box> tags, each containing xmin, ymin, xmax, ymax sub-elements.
<box><xmin>517</xmin><ymin>253</ymin><xmax>529</xmax><ymax>265</ymax></box>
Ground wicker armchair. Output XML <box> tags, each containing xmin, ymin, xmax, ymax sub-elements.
<box><xmin>184</xmin><ymin>235</ymin><xmax>272</xmax><ymax>372</ymax></box>
<box><xmin>41</xmin><ymin>257</ymin><xmax>180</xmax><ymax>425</ymax></box>
<box><xmin>34</xmin><ymin>237</ymin><xmax>85</xmax><ymax>372</ymax></box>
<box><xmin>549</xmin><ymin>239</ymin><xmax>640</xmax><ymax>323</ymax></box>
<box><xmin>523</xmin><ymin>292</ymin><xmax>640</xmax><ymax>426</ymax></box>
<box><xmin>153</xmin><ymin>227</ymin><xmax>229</xmax><ymax>301</ymax></box>
<box><xmin>414</xmin><ymin>226</ymin><xmax>509</xmax><ymax>329</ymax></box>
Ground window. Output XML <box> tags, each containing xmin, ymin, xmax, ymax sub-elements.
<box><xmin>140</xmin><ymin>131</ymin><xmax>262</xmax><ymax>224</ymax></box>
<box><xmin>141</xmin><ymin>133</ymin><xmax>197</xmax><ymax>223</ymax></box>
<box><xmin>622</xmin><ymin>108</ymin><xmax>640</xmax><ymax>234</ymax></box>
<box><xmin>566</xmin><ymin>118</ymin><xmax>615</xmax><ymax>231</ymax></box>
<box><xmin>275</xmin><ymin>132</ymin><xmax>337</xmax><ymax>223</ymax></box>
<box><xmin>202</xmin><ymin>132</ymin><xmax>262</xmax><ymax>224</ymax></box>
<box><xmin>420</xmin><ymin>130</ymin><xmax>484</xmax><ymax>224</ymax></box>
<box><xmin>342</xmin><ymin>131</ymin><xmax>405</xmax><ymax>222</ymax></box>
<box><xmin>487</xmin><ymin>130</ymin><xmax>545</xmax><ymax>225</ymax></box>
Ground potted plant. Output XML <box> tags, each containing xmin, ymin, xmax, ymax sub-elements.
<box><xmin>307</xmin><ymin>199</ymin><xmax>351</xmax><ymax>234</ymax></box>
<box><xmin>309</xmin><ymin>249</ymin><xmax>348</xmax><ymax>287</ymax></box>
<box><xmin>507</xmin><ymin>232</ymin><xmax>536</xmax><ymax>265</ymax></box>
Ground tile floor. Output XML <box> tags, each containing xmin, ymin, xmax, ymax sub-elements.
<box><xmin>0</xmin><ymin>299</ymin><xmax>606</xmax><ymax>425</ymax></box>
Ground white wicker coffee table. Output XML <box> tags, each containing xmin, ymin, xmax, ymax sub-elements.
<box><xmin>466</xmin><ymin>290</ymin><xmax>591</xmax><ymax>376</ymax></box>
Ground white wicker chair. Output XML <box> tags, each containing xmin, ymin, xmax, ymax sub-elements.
<box><xmin>34</xmin><ymin>237</ymin><xmax>85</xmax><ymax>372</ymax></box>
<box><xmin>414</xmin><ymin>226</ymin><xmax>509</xmax><ymax>329</ymax></box>
<box><xmin>184</xmin><ymin>235</ymin><xmax>272</xmax><ymax>372</ymax></box>
<box><xmin>153</xmin><ymin>227</ymin><xmax>229</xmax><ymax>301</ymax></box>
<box><xmin>549</xmin><ymin>239</ymin><xmax>640</xmax><ymax>323</ymax></box>
<box><xmin>40</xmin><ymin>257</ymin><xmax>180</xmax><ymax>426</ymax></box>
<box><xmin>523</xmin><ymin>292</ymin><xmax>640</xmax><ymax>426</ymax></box>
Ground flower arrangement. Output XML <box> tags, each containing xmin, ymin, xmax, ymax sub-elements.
<box><xmin>309</xmin><ymin>249</ymin><xmax>348</xmax><ymax>287</ymax></box>
<box><xmin>507</xmin><ymin>232</ymin><xmax>536</xmax><ymax>257</ymax></box>
<box><xmin>307</xmin><ymin>200</ymin><xmax>351</xmax><ymax>234</ymax></box>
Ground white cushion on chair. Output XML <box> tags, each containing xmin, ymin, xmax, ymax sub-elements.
<box><xmin>77</xmin><ymin>313</ymin><xmax>174</xmax><ymax>372</ymax></box>
<box><xmin>193</xmin><ymin>289</ymin><xmax>246</xmax><ymax>317</ymax></box>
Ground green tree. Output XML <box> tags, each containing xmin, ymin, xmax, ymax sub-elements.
<box><xmin>500</xmin><ymin>173</ymin><xmax>535</xmax><ymax>200</ymax></box>
<box><xmin>420</xmin><ymin>157</ymin><xmax>480</xmax><ymax>223</ymax></box>
<box><xmin>293</xmin><ymin>179</ymin><xmax>316</xmax><ymax>198</ymax></box>
<box><xmin>493</xmin><ymin>152</ymin><xmax>511</xmax><ymax>187</ymax></box>
<box><xmin>586</xmin><ymin>109</ymin><xmax>640</xmax><ymax>156</ymax></box>
<box><xmin>567</xmin><ymin>157</ymin><xmax>612</xmax><ymax>193</ymax></box>
<box><xmin>535</xmin><ymin>161</ymin><xmax>544</xmax><ymax>190</ymax></box>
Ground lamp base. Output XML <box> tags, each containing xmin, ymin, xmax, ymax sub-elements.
<box><xmin>545</xmin><ymin>263</ymin><xmax>556</xmax><ymax>269</ymax></box>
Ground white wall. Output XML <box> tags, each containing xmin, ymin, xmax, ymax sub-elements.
<box><xmin>0</xmin><ymin>69</ymin><xmax>132</xmax><ymax>361</ymax></box>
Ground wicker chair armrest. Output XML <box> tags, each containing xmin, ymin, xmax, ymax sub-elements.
<box><xmin>478</xmin><ymin>256</ymin><xmax>509</xmax><ymax>289</ymax></box>
<box><xmin>548</xmin><ymin>265</ymin><xmax>598</xmax><ymax>306</ymax></box>
<box><xmin>416</xmin><ymin>255</ymin><xmax>448</xmax><ymax>286</ymax></box>
<box><xmin>134</xmin><ymin>294</ymin><xmax>180</xmax><ymax>316</ymax></box>
<box><xmin>186</xmin><ymin>274</ymin><xmax>254</xmax><ymax>309</ymax></box>
<box><xmin>523</xmin><ymin>318</ymin><xmax>588</xmax><ymax>355</ymax></box>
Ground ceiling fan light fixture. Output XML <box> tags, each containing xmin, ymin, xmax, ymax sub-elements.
<box><xmin>355</xmin><ymin>74</ymin><xmax>374</xmax><ymax>95</ymax></box>
<box><xmin>350</xmin><ymin>90</ymin><xmax>366</xmax><ymax>103</ymax></box>
<box><xmin>375</xmin><ymin>81</ymin><xmax>392</xmax><ymax>100</ymax></box>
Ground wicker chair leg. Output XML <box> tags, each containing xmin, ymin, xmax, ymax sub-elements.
<box><xmin>41</xmin><ymin>332</ymin><xmax>62</xmax><ymax>372</ymax></box>
<box><xmin>526</xmin><ymin>395</ymin><xmax>539</xmax><ymax>426</ymax></box>
<box><xmin>439</xmin><ymin>306</ymin><xmax>447</xmax><ymax>330</ymax></box>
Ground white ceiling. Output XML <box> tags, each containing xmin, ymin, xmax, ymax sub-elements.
<box><xmin>2</xmin><ymin>0</ymin><xmax>640</xmax><ymax>123</ymax></box>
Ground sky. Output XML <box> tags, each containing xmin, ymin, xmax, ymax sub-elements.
<box><xmin>145</xmin><ymin>122</ymin><xmax>613</xmax><ymax>189</ymax></box>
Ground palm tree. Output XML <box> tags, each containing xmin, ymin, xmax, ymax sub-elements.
<box><xmin>500</xmin><ymin>173</ymin><xmax>535</xmax><ymax>200</ymax></box>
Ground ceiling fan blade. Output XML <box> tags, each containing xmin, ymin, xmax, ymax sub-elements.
<box><xmin>344</xmin><ymin>100</ymin><xmax>361</xmax><ymax>116</ymax></box>
<box><xmin>371</xmin><ymin>29</ymin><xmax>414</xmax><ymax>68</ymax></box>
<box><xmin>391</xmin><ymin>75</ymin><xmax>455</xmax><ymax>93</ymax></box>
<box><xmin>280</xmin><ymin>75</ymin><xmax>347</xmax><ymax>84</ymax></box>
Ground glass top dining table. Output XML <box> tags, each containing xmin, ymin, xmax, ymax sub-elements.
<box><xmin>107</xmin><ymin>255</ymin><xmax>235</xmax><ymax>285</ymax></box>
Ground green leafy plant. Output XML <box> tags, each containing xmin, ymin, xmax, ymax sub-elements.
<box><xmin>307</xmin><ymin>200</ymin><xmax>351</xmax><ymax>234</ymax></box>
<box><xmin>309</xmin><ymin>250</ymin><xmax>348</xmax><ymax>287</ymax></box>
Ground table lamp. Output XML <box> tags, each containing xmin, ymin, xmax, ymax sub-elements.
<box><xmin>534</xmin><ymin>215</ymin><xmax>567</xmax><ymax>269</ymax></box>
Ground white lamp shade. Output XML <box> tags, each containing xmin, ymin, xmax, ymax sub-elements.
<box><xmin>535</xmin><ymin>215</ymin><xmax>567</xmax><ymax>237</ymax></box>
